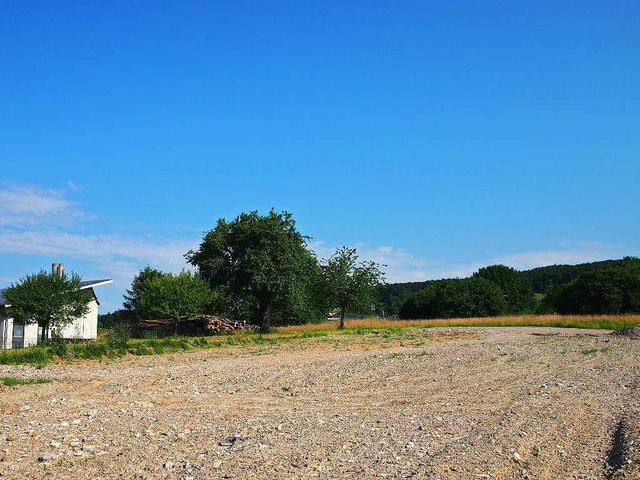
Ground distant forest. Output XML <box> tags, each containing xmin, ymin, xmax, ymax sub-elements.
<box><xmin>377</xmin><ymin>257</ymin><xmax>640</xmax><ymax>318</ymax></box>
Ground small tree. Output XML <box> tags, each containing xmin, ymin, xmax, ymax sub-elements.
<box><xmin>3</xmin><ymin>270</ymin><xmax>91</xmax><ymax>344</ymax></box>
<box><xmin>321</xmin><ymin>247</ymin><xmax>385</xmax><ymax>329</ymax></box>
<box><xmin>139</xmin><ymin>270</ymin><xmax>214</xmax><ymax>332</ymax></box>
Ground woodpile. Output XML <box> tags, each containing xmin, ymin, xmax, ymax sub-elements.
<box><xmin>134</xmin><ymin>315</ymin><xmax>257</xmax><ymax>336</ymax></box>
<box><xmin>198</xmin><ymin>315</ymin><xmax>256</xmax><ymax>334</ymax></box>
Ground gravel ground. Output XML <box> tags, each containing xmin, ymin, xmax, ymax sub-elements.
<box><xmin>1</xmin><ymin>327</ymin><xmax>638</xmax><ymax>479</ymax></box>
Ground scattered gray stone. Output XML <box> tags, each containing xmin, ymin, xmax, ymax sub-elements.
<box><xmin>219</xmin><ymin>436</ymin><xmax>249</xmax><ymax>447</ymax></box>
<box><xmin>38</xmin><ymin>453</ymin><xmax>57</xmax><ymax>462</ymax></box>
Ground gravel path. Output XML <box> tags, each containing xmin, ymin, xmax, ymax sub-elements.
<box><xmin>1</xmin><ymin>327</ymin><xmax>638</xmax><ymax>479</ymax></box>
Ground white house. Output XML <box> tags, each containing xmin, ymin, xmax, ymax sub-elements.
<box><xmin>0</xmin><ymin>263</ymin><xmax>112</xmax><ymax>349</ymax></box>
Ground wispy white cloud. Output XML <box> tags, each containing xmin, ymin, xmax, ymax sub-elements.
<box><xmin>0</xmin><ymin>183</ymin><xmax>84</xmax><ymax>226</ymax></box>
<box><xmin>66</xmin><ymin>180</ymin><xmax>82</xmax><ymax>191</ymax></box>
<box><xmin>0</xmin><ymin>230</ymin><xmax>195</xmax><ymax>271</ymax></box>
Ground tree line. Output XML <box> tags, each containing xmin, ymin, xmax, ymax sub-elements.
<box><xmin>124</xmin><ymin>223</ymin><xmax>639</xmax><ymax>325</ymax></box>
<box><xmin>379</xmin><ymin>257</ymin><xmax>640</xmax><ymax>318</ymax></box>
<box><xmin>8</xmin><ymin>210</ymin><xmax>637</xmax><ymax>340</ymax></box>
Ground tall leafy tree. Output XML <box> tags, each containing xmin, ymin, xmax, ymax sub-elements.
<box><xmin>123</xmin><ymin>266</ymin><xmax>165</xmax><ymax>319</ymax></box>
<box><xmin>186</xmin><ymin>209</ymin><xmax>321</xmax><ymax>331</ymax></box>
<box><xmin>321</xmin><ymin>246</ymin><xmax>385</xmax><ymax>329</ymax></box>
<box><xmin>3</xmin><ymin>270</ymin><xmax>91</xmax><ymax>343</ymax></box>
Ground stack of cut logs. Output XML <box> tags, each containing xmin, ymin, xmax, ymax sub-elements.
<box><xmin>199</xmin><ymin>315</ymin><xmax>256</xmax><ymax>334</ymax></box>
<box><xmin>134</xmin><ymin>315</ymin><xmax>256</xmax><ymax>335</ymax></box>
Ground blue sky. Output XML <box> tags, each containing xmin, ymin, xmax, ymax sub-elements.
<box><xmin>1</xmin><ymin>1</ymin><xmax>638</xmax><ymax>312</ymax></box>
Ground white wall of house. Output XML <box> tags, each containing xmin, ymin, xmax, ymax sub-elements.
<box><xmin>0</xmin><ymin>317</ymin><xmax>39</xmax><ymax>349</ymax></box>
<box><xmin>58</xmin><ymin>298</ymin><xmax>99</xmax><ymax>340</ymax></box>
<box><xmin>0</xmin><ymin>296</ymin><xmax>100</xmax><ymax>349</ymax></box>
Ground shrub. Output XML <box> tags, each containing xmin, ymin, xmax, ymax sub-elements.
<box><xmin>107</xmin><ymin>323</ymin><xmax>131</xmax><ymax>349</ymax></box>
<box><xmin>47</xmin><ymin>332</ymin><xmax>68</xmax><ymax>358</ymax></box>
<box><xmin>69</xmin><ymin>342</ymin><xmax>108</xmax><ymax>359</ymax></box>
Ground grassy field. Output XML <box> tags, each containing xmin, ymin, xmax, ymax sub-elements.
<box><xmin>1</xmin><ymin>314</ymin><xmax>638</xmax><ymax>367</ymax></box>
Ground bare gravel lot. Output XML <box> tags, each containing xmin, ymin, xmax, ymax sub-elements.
<box><xmin>1</xmin><ymin>327</ymin><xmax>639</xmax><ymax>479</ymax></box>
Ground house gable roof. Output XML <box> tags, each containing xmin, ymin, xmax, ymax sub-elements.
<box><xmin>79</xmin><ymin>279</ymin><xmax>113</xmax><ymax>289</ymax></box>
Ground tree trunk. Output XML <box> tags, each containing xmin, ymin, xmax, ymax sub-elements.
<box><xmin>258</xmin><ymin>302</ymin><xmax>271</xmax><ymax>333</ymax></box>
<box><xmin>338</xmin><ymin>307</ymin><xmax>345</xmax><ymax>329</ymax></box>
<box><xmin>40</xmin><ymin>323</ymin><xmax>48</xmax><ymax>344</ymax></box>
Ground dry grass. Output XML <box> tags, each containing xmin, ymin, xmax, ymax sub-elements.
<box><xmin>275</xmin><ymin>314</ymin><xmax>640</xmax><ymax>334</ymax></box>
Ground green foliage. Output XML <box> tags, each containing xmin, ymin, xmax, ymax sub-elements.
<box><xmin>187</xmin><ymin>209</ymin><xmax>324</xmax><ymax>331</ymax></box>
<box><xmin>139</xmin><ymin>270</ymin><xmax>214</xmax><ymax>322</ymax></box>
<box><xmin>98</xmin><ymin>309</ymin><xmax>129</xmax><ymax>328</ymax></box>
<box><xmin>376</xmin><ymin>281</ymin><xmax>431</xmax><ymax>316</ymax></box>
<box><xmin>399</xmin><ymin>277</ymin><xmax>507</xmax><ymax>319</ymax></box>
<box><xmin>321</xmin><ymin>247</ymin><xmax>385</xmax><ymax>328</ymax></box>
<box><xmin>107</xmin><ymin>323</ymin><xmax>131</xmax><ymax>349</ymax></box>
<box><xmin>191</xmin><ymin>337</ymin><xmax>209</xmax><ymax>348</ymax></box>
<box><xmin>0</xmin><ymin>346</ymin><xmax>50</xmax><ymax>367</ymax></box>
<box><xmin>399</xmin><ymin>283</ymin><xmax>439</xmax><ymax>319</ymax></box>
<box><xmin>68</xmin><ymin>342</ymin><xmax>109</xmax><ymax>359</ymax></box>
<box><xmin>581</xmin><ymin>346</ymin><xmax>611</xmax><ymax>355</ymax></box>
<box><xmin>521</xmin><ymin>259</ymin><xmax>627</xmax><ymax>293</ymax></box>
<box><xmin>473</xmin><ymin>265</ymin><xmax>536</xmax><ymax>314</ymax></box>
<box><xmin>380</xmin><ymin>258</ymin><xmax>637</xmax><ymax>317</ymax></box>
<box><xmin>543</xmin><ymin>257</ymin><xmax>640</xmax><ymax>314</ymax></box>
<box><xmin>3</xmin><ymin>270</ymin><xmax>91</xmax><ymax>343</ymax></box>
<box><xmin>2</xmin><ymin>376</ymin><xmax>52</xmax><ymax>387</ymax></box>
<box><xmin>123</xmin><ymin>266</ymin><xmax>166</xmax><ymax>319</ymax></box>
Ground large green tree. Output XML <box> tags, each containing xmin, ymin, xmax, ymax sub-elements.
<box><xmin>321</xmin><ymin>246</ymin><xmax>385</xmax><ymax>329</ymax></box>
<box><xmin>139</xmin><ymin>271</ymin><xmax>214</xmax><ymax>330</ymax></box>
<box><xmin>186</xmin><ymin>209</ymin><xmax>321</xmax><ymax>331</ymax></box>
<box><xmin>3</xmin><ymin>270</ymin><xmax>91</xmax><ymax>343</ymax></box>
<box><xmin>123</xmin><ymin>266</ymin><xmax>165</xmax><ymax>320</ymax></box>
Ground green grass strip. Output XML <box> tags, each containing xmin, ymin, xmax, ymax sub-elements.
<box><xmin>1</xmin><ymin>376</ymin><xmax>52</xmax><ymax>387</ymax></box>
